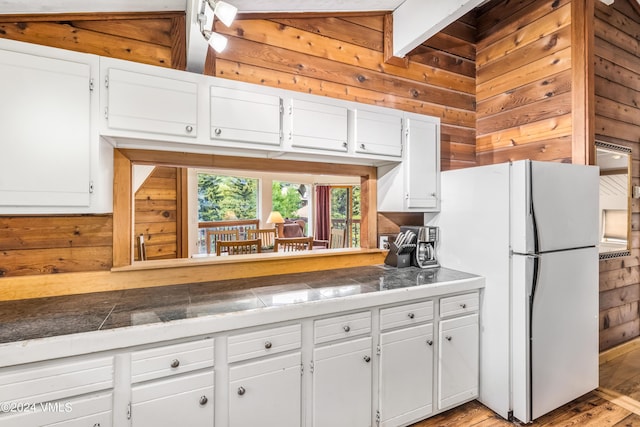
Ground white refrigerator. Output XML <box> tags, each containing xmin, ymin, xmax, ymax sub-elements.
<box><xmin>429</xmin><ymin>160</ymin><xmax>599</xmax><ymax>423</ymax></box>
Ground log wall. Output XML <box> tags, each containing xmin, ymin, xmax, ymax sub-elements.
<box><xmin>594</xmin><ymin>0</ymin><xmax>640</xmax><ymax>351</ymax></box>
<box><xmin>475</xmin><ymin>0</ymin><xmax>574</xmax><ymax>165</ymax></box>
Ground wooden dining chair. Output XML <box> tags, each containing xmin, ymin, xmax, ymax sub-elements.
<box><xmin>274</xmin><ymin>236</ymin><xmax>313</xmax><ymax>252</ymax></box>
<box><xmin>206</xmin><ymin>229</ymin><xmax>239</xmax><ymax>254</ymax></box>
<box><xmin>248</xmin><ymin>228</ymin><xmax>277</xmax><ymax>250</ymax></box>
<box><xmin>329</xmin><ymin>228</ymin><xmax>347</xmax><ymax>249</ymax></box>
<box><xmin>216</xmin><ymin>239</ymin><xmax>261</xmax><ymax>256</ymax></box>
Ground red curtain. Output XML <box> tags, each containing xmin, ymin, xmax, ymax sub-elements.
<box><xmin>315</xmin><ymin>185</ymin><xmax>331</xmax><ymax>241</ymax></box>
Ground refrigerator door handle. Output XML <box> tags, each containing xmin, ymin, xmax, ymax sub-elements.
<box><xmin>528</xmin><ymin>161</ymin><xmax>540</xmax><ymax>254</ymax></box>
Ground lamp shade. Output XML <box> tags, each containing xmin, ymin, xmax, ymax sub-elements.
<box><xmin>203</xmin><ymin>30</ymin><xmax>228</xmax><ymax>53</ymax></box>
<box><xmin>267</xmin><ymin>211</ymin><xmax>285</xmax><ymax>224</ymax></box>
<box><xmin>211</xmin><ymin>0</ymin><xmax>237</xmax><ymax>27</ymax></box>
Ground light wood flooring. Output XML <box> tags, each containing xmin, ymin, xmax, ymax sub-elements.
<box><xmin>411</xmin><ymin>339</ymin><xmax>640</xmax><ymax>426</ymax></box>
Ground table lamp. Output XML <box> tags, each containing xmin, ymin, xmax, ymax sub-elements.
<box><xmin>267</xmin><ymin>211</ymin><xmax>285</xmax><ymax>237</ymax></box>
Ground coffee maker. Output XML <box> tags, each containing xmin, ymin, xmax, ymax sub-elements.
<box><xmin>400</xmin><ymin>226</ymin><xmax>439</xmax><ymax>268</ymax></box>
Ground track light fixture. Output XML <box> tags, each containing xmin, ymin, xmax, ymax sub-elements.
<box><xmin>198</xmin><ymin>0</ymin><xmax>237</xmax><ymax>53</ymax></box>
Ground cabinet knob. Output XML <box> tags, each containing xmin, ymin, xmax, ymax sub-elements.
<box><xmin>460</xmin><ymin>303</ymin><xmax>467</xmax><ymax>309</ymax></box>
<box><xmin>445</xmin><ymin>336</ymin><xmax>452</xmax><ymax>341</ymax></box>
<box><xmin>407</xmin><ymin>312</ymin><xmax>415</xmax><ymax>319</ymax></box>
<box><xmin>264</xmin><ymin>340</ymin><xmax>272</xmax><ymax>349</ymax></box>
<box><xmin>185</xmin><ymin>125</ymin><xmax>193</xmax><ymax>133</ymax></box>
<box><xmin>343</xmin><ymin>325</ymin><xmax>351</xmax><ymax>332</ymax></box>
<box><xmin>426</xmin><ymin>340</ymin><xmax>433</xmax><ymax>346</ymax></box>
<box><xmin>199</xmin><ymin>395</ymin><xmax>208</xmax><ymax>406</ymax></box>
<box><xmin>93</xmin><ymin>424</ymin><xmax>101</xmax><ymax>427</ymax></box>
<box><xmin>363</xmin><ymin>355</ymin><xmax>371</xmax><ymax>363</ymax></box>
<box><xmin>360</xmin><ymin>143</ymin><xmax>366</xmax><ymax>150</ymax></box>
<box><xmin>215</xmin><ymin>128</ymin><xmax>222</xmax><ymax>136</ymax></box>
<box><xmin>342</xmin><ymin>141</ymin><xmax>348</xmax><ymax>148</ymax></box>
<box><xmin>170</xmin><ymin>359</ymin><xmax>180</xmax><ymax>368</ymax></box>
<box><xmin>237</xmin><ymin>386</ymin><xmax>246</xmax><ymax>396</ymax></box>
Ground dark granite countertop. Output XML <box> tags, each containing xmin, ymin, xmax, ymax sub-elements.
<box><xmin>0</xmin><ymin>265</ymin><xmax>478</xmax><ymax>344</ymax></box>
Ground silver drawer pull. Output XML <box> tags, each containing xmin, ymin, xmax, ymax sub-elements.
<box><xmin>360</xmin><ymin>143</ymin><xmax>366</xmax><ymax>149</ymax></box>
<box><xmin>426</xmin><ymin>340</ymin><xmax>433</xmax><ymax>346</ymax></box>
<box><xmin>460</xmin><ymin>303</ymin><xmax>467</xmax><ymax>309</ymax></box>
<box><xmin>363</xmin><ymin>355</ymin><xmax>371</xmax><ymax>363</ymax></box>
<box><xmin>264</xmin><ymin>341</ymin><xmax>272</xmax><ymax>349</ymax></box>
<box><xmin>407</xmin><ymin>312</ymin><xmax>415</xmax><ymax>319</ymax></box>
<box><xmin>343</xmin><ymin>325</ymin><xmax>351</xmax><ymax>332</ymax></box>
<box><xmin>199</xmin><ymin>396</ymin><xmax>208</xmax><ymax>406</ymax></box>
<box><xmin>342</xmin><ymin>141</ymin><xmax>348</xmax><ymax>148</ymax></box>
<box><xmin>170</xmin><ymin>359</ymin><xmax>180</xmax><ymax>368</ymax></box>
<box><xmin>237</xmin><ymin>386</ymin><xmax>246</xmax><ymax>396</ymax></box>
<box><xmin>445</xmin><ymin>336</ymin><xmax>452</xmax><ymax>341</ymax></box>
<box><xmin>215</xmin><ymin>128</ymin><xmax>222</xmax><ymax>136</ymax></box>
<box><xmin>185</xmin><ymin>125</ymin><xmax>193</xmax><ymax>133</ymax></box>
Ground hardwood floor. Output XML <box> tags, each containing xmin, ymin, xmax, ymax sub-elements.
<box><xmin>411</xmin><ymin>339</ymin><xmax>640</xmax><ymax>426</ymax></box>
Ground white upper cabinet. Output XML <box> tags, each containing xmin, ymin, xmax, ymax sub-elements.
<box><xmin>288</xmin><ymin>98</ymin><xmax>349</xmax><ymax>153</ymax></box>
<box><xmin>0</xmin><ymin>41</ymin><xmax>96</xmax><ymax>211</ymax></box>
<box><xmin>104</xmin><ymin>63</ymin><xmax>198</xmax><ymax>139</ymax></box>
<box><xmin>377</xmin><ymin>113</ymin><xmax>441</xmax><ymax>212</ymax></box>
<box><xmin>210</xmin><ymin>85</ymin><xmax>282</xmax><ymax>147</ymax></box>
<box><xmin>354</xmin><ymin>108</ymin><xmax>403</xmax><ymax>158</ymax></box>
<box><xmin>405</xmin><ymin>115</ymin><xmax>440</xmax><ymax>210</ymax></box>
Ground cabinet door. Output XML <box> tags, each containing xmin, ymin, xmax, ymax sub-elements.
<box><xmin>355</xmin><ymin>109</ymin><xmax>402</xmax><ymax>158</ymax></box>
<box><xmin>0</xmin><ymin>392</ymin><xmax>112</xmax><ymax>427</ymax></box>
<box><xmin>131</xmin><ymin>371</ymin><xmax>214</xmax><ymax>427</ymax></box>
<box><xmin>405</xmin><ymin>116</ymin><xmax>439</xmax><ymax>210</ymax></box>
<box><xmin>0</xmin><ymin>49</ymin><xmax>91</xmax><ymax>207</ymax></box>
<box><xmin>379</xmin><ymin>323</ymin><xmax>433</xmax><ymax>427</ymax></box>
<box><xmin>289</xmin><ymin>99</ymin><xmax>348</xmax><ymax>152</ymax></box>
<box><xmin>313</xmin><ymin>336</ymin><xmax>372</xmax><ymax>427</ymax></box>
<box><xmin>107</xmin><ymin>68</ymin><xmax>197</xmax><ymax>138</ymax></box>
<box><xmin>210</xmin><ymin>86</ymin><xmax>281</xmax><ymax>147</ymax></box>
<box><xmin>229</xmin><ymin>352</ymin><xmax>301</xmax><ymax>427</ymax></box>
<box><xmin>438</xmin><ymin>313</ymin><xmax>479</xmax><ymax>410</ymax></box>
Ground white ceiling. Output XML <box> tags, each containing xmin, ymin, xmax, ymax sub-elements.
<box><xmin>0</xmin><ymin>0</ymin><xmax>405</xmax><ymax>15</ymax></box>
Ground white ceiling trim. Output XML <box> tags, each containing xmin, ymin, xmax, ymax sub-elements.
<box><xmin>0</xmin><ymin>0</ymin><xmax>187</xmax><ymax>14</ymax></box>
<box><xmin>392</xmin><ymin>0</ymin><xmax>486</xmax><ymax>58</ymax></box>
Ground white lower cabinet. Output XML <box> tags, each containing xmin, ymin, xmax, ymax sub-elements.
<box><xmin>0</xmin><ymin>355</ymin><xmax>114</xmax><ymax>427</ymax></box>
<box><xmin>379</xmin><ymin>323</ymin><xmax>434</xmax><ymax>427</ymax></box>
<box><xmin>312</xmin><ymin>336</ymin><xmax>373</xmax><ymax>427</ymax></box>
<box><xmin>128</xmin><ymin>338</ymin><xmax>215</xmax><ymax>427</ymax></box>
<box><xmin>438</xmin><ymin>313</ymin><xmax>479</xmax><ymax>410</ymax></box>
<box><xmin>131</xmin><ymin>371</ymin><xmax>214</xmax><ymax>426</ymax></box>
<box><xmin>0</xmin><ymin>290</ymin><xmax>482</xmax><ymax>427</ymax></box>
<box><xmin>229</xmin><ymin>352</ymin><xmax>302</xmax><ymax>427</ymax></box>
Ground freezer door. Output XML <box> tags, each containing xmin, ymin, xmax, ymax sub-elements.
<box><xmin>511</xmin><ymin>161</ymin><xmax>599</xmax><ymax>253</ymax></box>
<box><xmin>512</xmin><ymin>248</ymin><xmax>598</xmax><ymax>422</ymax></box>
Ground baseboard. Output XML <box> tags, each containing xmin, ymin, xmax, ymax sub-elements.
<box><xmin>599</xmin><ymin>336</ymin><xmax>640</xmax><ymax>365</ymax></box>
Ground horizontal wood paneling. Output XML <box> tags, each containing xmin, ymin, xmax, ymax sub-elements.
<box><xmin>210</xmin><ymin>13</ymin><xmax>477</xmax><ymax>171</ymax></box>
<box><xmin>475</xmin><ymin>0</ymin><xmax>574</xmax><ymax>164</ymax></box>
<box><xmin>595</xmin><ymin>0</ymin><xmax>640</xmax><ymax>351</ymax></box>
<box><xmin>0</xmin><ymin>215</ymin><xmax>112</xmax><ymax>277</ymax></box>
<box><xmin>134</xmin><ymin>166</ymin><xmax>179</xmax><ymax>261</ymax></box>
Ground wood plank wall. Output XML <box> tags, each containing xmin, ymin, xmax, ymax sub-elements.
<box><xmin>593</xmin><ymin>0</ymin><xmax>640</xmax><ymax>351</ymax></box>
<box><xmin>134</xmin><ymin>167</ymin><xmax>180</xmax><ymax>261</ymax></box>
<box><xmin>0</xmin><ymin>13</ymin><xmax>186</xmax><ymax>69</ymax></box>
<box><xmin>475</xmin><ymin>0</ymin><xmax>574</xmax><ymax>165</ymax></box>
<box><xmin>209</xmin><ymin>13</ymin><xmax>477</xmax><ymax>171</ymax></box>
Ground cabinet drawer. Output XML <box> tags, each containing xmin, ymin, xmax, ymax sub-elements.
<box><xmin>380</xmin><ymin>300</ymin><xmax>434</xmax><ymax>330</ymax></box>
<box><xmin>228</xmin><ymin>324</ymin><xmax>301</xmax><ymax>363</ymax></box>
<box><xmin>131</xmin><ymin>339</ymin><xmax>214</xmax><ymax>383</ymax></box>
<box><xmin>0</xmin><ymin>357</ymin><xmax>113</xmax><ymax>406</ymax></box>
<box><xmin>314</xmin><ymin>311</ymin><xmax>371</xmax><ymax>344</ymax></box>
<box><xmin>440</xmin><ymin>292</ymin><xmax>479</xmax><ymax>318</ymax></box>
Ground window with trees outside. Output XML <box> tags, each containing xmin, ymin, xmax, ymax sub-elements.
<box><xmin>272</xmin><ymin>181</ymin><xmax>310</xmax><ymax>232</ymax></box>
